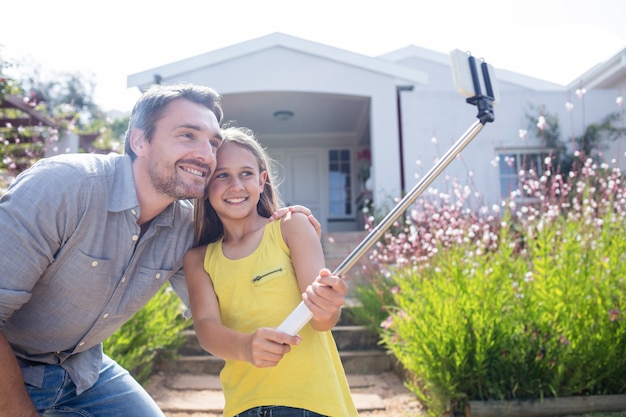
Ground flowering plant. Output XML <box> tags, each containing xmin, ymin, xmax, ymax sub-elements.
<box><xmin>350</xmin><ymin>155</ymin><xmax>626</xmax><ymax>416</ymax></box>
<box><xmin>357</xmin><ymin>147</ymin><xmax>371</xmax><ymax>183</ymax></box>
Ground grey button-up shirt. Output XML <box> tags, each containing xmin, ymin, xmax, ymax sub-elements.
<box><xmin>0</xmin><ymin>153</ymin><xmax>193</xmax><ymax>394</ymax></box>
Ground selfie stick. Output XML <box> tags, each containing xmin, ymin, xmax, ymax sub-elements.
<box><xmin>278</xmin><ymin>50</ymin><xmax>498</xmax><ymax>336</ymax></box>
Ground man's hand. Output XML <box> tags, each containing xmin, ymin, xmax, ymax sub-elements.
<box><xmin>0</xmin><ymin>333</ymin><xmax>39</xmax><ymax>417</ymax></box>
<box><xmin>270</xmin><ymin>205</ymin><xmax>321</xmax><ymax>238</ymax></box>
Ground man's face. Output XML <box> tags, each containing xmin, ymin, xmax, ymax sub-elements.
<box><xmin>140</xmin><ymin>99</ymin><xmax>222</xmax><ymax>200</ymax></box>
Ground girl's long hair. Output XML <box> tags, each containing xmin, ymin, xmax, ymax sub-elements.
<box><xmin>192</xmin><ymin>126</ymin><xmax>283</xmax><ymax>246</ymax></box>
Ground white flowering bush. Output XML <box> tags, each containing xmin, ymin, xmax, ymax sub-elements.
<box><xmin>349</xmin><ymin>156</ymin><xmax>626</xmax><ymax>416</ymax></box>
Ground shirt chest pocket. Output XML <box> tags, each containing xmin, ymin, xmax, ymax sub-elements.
<box><xmin>250</xmin><ymin>264</ymin><xmax>289</xmax><ymax>287</ymax></box>
<box><xmin>44</xmin><ymin>250</ymin><xmax>114</xmax><ymax>312</ymax></box>
<box><xmin>122</xmin><ymin>266</ymin><xmax>175</xmax><ymax>312</ymax></box>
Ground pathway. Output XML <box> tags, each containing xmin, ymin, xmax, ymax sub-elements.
<box><xmin>146</xmin><ymin>370</ymin><xmax>424</xmax><ymax>416</ymax></box>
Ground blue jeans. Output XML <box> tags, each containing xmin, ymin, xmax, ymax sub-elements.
<box><xmin>235</xmin><ymin>406</ymin><xmax>327</xmax><ymax>417</ymax></box>
<box><xmin>26</xmin><ymin>355</ymin><xmax>164</xmax><ymax>417</ymax></box>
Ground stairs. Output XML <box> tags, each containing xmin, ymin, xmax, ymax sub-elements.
<box><xmin>155</xmin><ymin>231</ymin><xmax>389</xmax><ymax>375</ymax></box>
<box><xmin>155</xmin><ymin>313</ymin><xmax>392</xmax><ymax>376</ymax></box>
<box><xmin>321</xmin><ymin>231</ymin><xmax>370</xmax><ymax>283</ymax></box>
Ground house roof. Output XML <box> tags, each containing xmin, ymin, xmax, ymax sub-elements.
<box><xmin>127</xmin><ymin>32</ymin><xmax>428</xmax><ymax>89</ymax></box>
<box><xmin>567</xmin><ymin>46</ymin><xmax>626</xmax><ymax>90</ymax></box>
<box><xmin>379</xmin><ymin>44</ymin><xmax>565</xmax><ymax>91</ymax></box>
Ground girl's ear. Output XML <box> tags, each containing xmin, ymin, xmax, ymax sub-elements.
<box><xmin>259</xmin><ymin>170</ymin><xmax>268</xmax><ymax>192</ymax></box>
<box><xmin>129</xmin><ymin>129</ymin><xmax>147</xmax><ymax>157</ymax></box>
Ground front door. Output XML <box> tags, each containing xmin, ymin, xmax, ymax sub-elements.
<box><xmin>270</xmin><ymin>148</ymin><xmax>327</xmax><ymax>231</ymax></box>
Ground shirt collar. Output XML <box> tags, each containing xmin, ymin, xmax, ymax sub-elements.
<box><xmin>108</xmin><ymin>155</ymin><xmax>139</xmax><ymax>213</ymax></box>
<box><xmin>108</xmin><ymin>155</ymin><xmax>178</xmax><ymax>228</ymax></box>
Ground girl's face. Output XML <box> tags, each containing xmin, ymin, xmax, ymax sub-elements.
<box><xmin>208</xmin><ymin>142</ymin><xmax>267</xmax><ymax>219</ymax></box>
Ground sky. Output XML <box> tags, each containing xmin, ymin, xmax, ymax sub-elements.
<box><xmin>2</xmin><ymin>0</ymin><xmax>626</xmax><ymax>113</ymax></box>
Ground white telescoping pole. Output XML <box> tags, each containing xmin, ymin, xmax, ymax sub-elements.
<box><xmin>278</xmin><ymin>119</ymin><xmax>486</xmax><ymax>335</ymax></box>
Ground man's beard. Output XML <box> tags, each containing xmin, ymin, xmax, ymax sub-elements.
<box><xmin>149</xmin><ymin>159</ymin><xmax>210</xmax><ymax>200</ymax></box>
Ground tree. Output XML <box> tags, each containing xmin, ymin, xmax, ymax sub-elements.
<box><xmin>525</xmin><ymin>105</ymin><xmax>573</xmax><ymax>174</ymax></box>
<box><xmin>0</xmin><ymin>51</ymin><xmax>22</xmax><ymax>100</ymax></box>
<box><xmin>0</xmin><ymin>53</ymin><xmax>125</xmax><ymax>175</ymax></box>
<box><xmin>17</xmin><ymin>63</ymin><xmax>103</xmax><ymax>131</ymax></box>
<box><xmin>576</xmin><ymin>112</ymin><xmax>624</xmax><ymax>157</ymax></box>
<box><xmin>526</xmin><ymin>105</ymin><xmax>625</xmax><ymax>175</ymax></box>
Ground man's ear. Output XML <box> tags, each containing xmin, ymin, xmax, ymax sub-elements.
<box><xmin>129</xmin><ymin>129</ymin><xmax>147</xmax><ymax>157</ymax></box>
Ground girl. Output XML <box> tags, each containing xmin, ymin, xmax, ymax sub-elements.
<box><xmin>184</xmin><ymin>127</ymin><xmax>358</xmax><ymax>417</ymax></box>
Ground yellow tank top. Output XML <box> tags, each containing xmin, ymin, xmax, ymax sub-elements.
<box><xmin>203</xmin><ymin>219</ymin><xmax>358</xmax><ymax>417</ymax></box>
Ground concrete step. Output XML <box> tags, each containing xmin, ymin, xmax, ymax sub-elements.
<box><xmin>157</xmin><ymin>287</ymin><xmax>389</xmax><ymax>377</ymax></box>
<box><xmin>321</xmin><ymin>231</ymin><xmax>372</xmax><ymax>282</ymax></box>
<box><xmin>156</xmin><ymin>349</ymin><xmax>393</xmax><ymax>375</ymax></box>
<box><xmin>333</xmin><ymin>325</ymin><xmax>381</xmax><ymax>350</ymax></box>
<box><xmin>157</xmin><ymin>323</ymin><xmax>392</xmax><ymax>376</ymax></box>
<box><xmin>340</xmin><ymin>350</ymin><xmax>393</xmax><ymax>374</ymax></box>
<box><xmin>322</xmin><ymin>231</ymin><xmax>368</xmax><ymax>244</ymax></box>
<box><xmin>157</xmin><ymin>354</ymin><xmax>224</xmax><ymax>375</ymax></box>
<box><xmin>176</xmin><ymin>324</ymin><xmax>380</xmax><ymax>356</ymax></box>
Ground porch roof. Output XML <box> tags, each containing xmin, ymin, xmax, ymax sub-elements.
<box><xmin>127</xmin><ymin>32</ymin><xmax>428</xmax><ymax>90</ymax></box>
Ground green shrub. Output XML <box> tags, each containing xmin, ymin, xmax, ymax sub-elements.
<box><xmin>355</xmin><ymin>158</ymin><xmax>626</xmax><ymax>416</ymax></box>
<box><xmin>383</xmin><ymin>208</ymin><xmax>626</xmax><ymax>415</ymax></box>
<box><xmin>344</xmin><ymin>270</ymin><xmax>396</xmax><ymax>335</ymax></box>
<box><xmin>103</xmin><ymin>285</ymin><xmax>189</xmax><ymax>385</ymax></box>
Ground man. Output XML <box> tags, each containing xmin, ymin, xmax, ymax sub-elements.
<box><xmin>0</xmin><ymin>83</ymin><xmax>317</xmax><ymax>416</ymax></box>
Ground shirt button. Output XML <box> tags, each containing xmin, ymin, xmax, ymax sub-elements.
<box><xmin>103</xmin><ymin>313</ymin><xmax>110</xmax><ymax>319</ymax></box>
<box><xmin>131</xmin><ymin>209</ymin><xmax>137</xmax><ymax>216</ymax></box>
<box><xmin>91</xmin><ymin>261</ymin><xmax>98</xmax><ymax>267</ymax></box>
<box><xmin>121</xmin><ymin>276</ymin><xmax>127</xmax><ymax>283</ymax></box>
<box><xmin>78</xmin><ymin>341</ymin><xmax>85</xmax><ymax>347</ymax></box>
<box><xmin>155</xmin><ymin>273</ymin><xmax>161</xmax><ymax>280</ymax></box>
<box><xmin>132</xmin><ymin>234</ymin><xmax>139</xmax><ymax>241</ymax></box>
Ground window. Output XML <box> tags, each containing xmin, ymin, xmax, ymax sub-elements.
<box><xmin>498</xmin><ymin>151</ymin><xmax>548</xmax><ymax>198</ymax></box>
<box><xmin>328</xmin><ymin>149</ymin><xmax>352</xmax><ymax>217</ymax></box>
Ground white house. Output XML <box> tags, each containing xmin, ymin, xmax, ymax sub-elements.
<box><xmin>127</xmin><ymin>33</ymin><xmax>626</xmax><ymax>233</ymax></box>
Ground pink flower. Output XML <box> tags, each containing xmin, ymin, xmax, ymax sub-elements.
<box><xmin>380</xmin><ymin>315</ymin><xmax>394</xmax><ymax>330</ymax></box>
